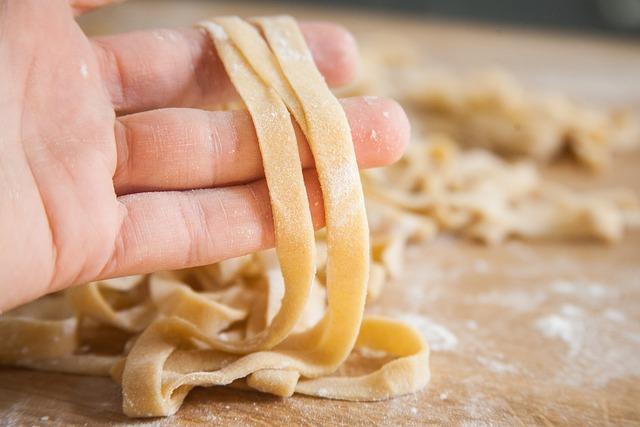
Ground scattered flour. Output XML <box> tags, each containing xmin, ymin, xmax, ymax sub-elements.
<box><xmin>79</xmin><ymin>62</ymin><xmax>88</xmax><ymax>79</ymax></box>
<box><xmin>203</xmin><ymin>22</ymin><xmax>228</xmax><ymax>40</ymax></box>
<box><xmin>549</xmin><ymin>279</ymin><xmax>613</xmax><ymax>299</ymax></box>
<box><xmin>394</xmin><ymin>313</ymin><xmax>458</xmax><ymax>351</ymax></box>
<box><xmin>152</xmin><ymin>30</ymin><xmax>178</xmax><ymax>42</ymax></box>
<box><xmin>2</xmin><ymin>397</ymin><xmax>32</xmax><ymax>427</ymax></box>
<box><xmin>535</xmin><ymin>314</ymin><xmax>582</xmax><ymax>356</ymax></box>
<box><xmin>461</xmin><ymin>420</ymin><xmax>494</xmax><ymax>427</ymax></box>
<box><xmin>550</xmin><ymin>279</ymin><xmax>576</xmax><ymax>294</ymax></box>
<box><xmin>463</xmin><ymin>392</ymin><xmax>497</xmax><ymax>421</ymax></box>
<box><xmin>474</xmin><ymin>290</ymin><xmax>547</xmax><ymax>312</ymax></box>
<box><xmin>559</xmin><ymin>303</ymin><xmax>583</xmax><ymax>317</ymax></box>
<box><xmin>603</xmin><ymin>309</ymin><xmax>625</xmax><ymax>322</ymax></box>
<box><xmin>359</xmin><ymin>346</ymin><xmax>388</xmax><ymax>358</ymax></box>
<box><xmin>363</xmin><ymin>95</ymin><xmax>378</xmax><ymax>105</ymax></box>
<box><xmin>403</xmin><ymin>248</ymin><xmax>465</xmax><ymax>285</ymax></box>
<box><xmin>472</xmin><ymin>260</ymin><xmax>490</xmax><ymax>274</ymax></box>
<box><xmin>534</xmin><ymin>304</ymin><xmax>640</xmax><ymax>386</ymax></box>
<box><xmin>62</xmin><ymin>320</ymin><xmax>75</xmax><ymax>335</ymax></box>
<box><xmin>261</xmin><ymin>24</ymin><xmax>312</xmax><ymax>62</ymax></box>
<box><xmin>586</xmin><ymin>284</ymin><xmax>609</xmax><ymax>298</ymax></box>
<box><xmin>476</xmin><ymin>356</ymin><xmax>518</xmax><ymax>375</ymax></box>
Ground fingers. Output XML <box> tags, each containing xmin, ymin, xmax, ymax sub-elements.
<box><xmin>113</xmin><ymin>96</ymin><xmax>409</xmax><ymax>195</ymax></box>
<box><xmin>92</xmin><ymin>22</ymin><xmax>358</xmax><ymax>114</ymax></box>
<box><xmin>98</xmin><ymin>171</ymin><xmax>325</xmax><ymax>279</ymax></box>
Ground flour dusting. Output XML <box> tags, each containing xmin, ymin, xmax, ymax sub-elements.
<box><xmin>534</xmin><ymin>304</ymin><xmax>640</xmax><ymax>385</ymax></box>
<box><xmin>550</xmin><ymin>279</ymin><xmax>613</xmax><ymax>299</ymax></box>
<box><xmin>472</xmin><ymin>260</ymin><xmax>490</xmax><ymax>274</ymax></box>
<box><xmin>550</xmin><ymin>279</ymin><xmax>577</xmax><ymax>294</ymax></box>
<box><xmin>603</xmin><ymin>309</ymin><xmax>625</xmax><ymax>322</ymax></box>
<box><xmin>79</xmin><ymin>62</ymin><xmax>88</xmax><ymax>79</ymax></box>
<box><xmin>201</xmin><ymin>22</ymin><xmax>228</xmax><ymax>40</ymax></box>
<box><xmin>474</xmin><ymin>290</ymin><xmax>547</xmax><ymax>312</ymax></box>
<box><xmin>316</xmin><ymin>388</ymin><xmax>329</xmax><ymax>397</ymax></box>
<box><xmin>363</xmin><ymin>95</ymin><xmax>378</xmax><ymax>105</ymax></box>
<box><xmin>462</xmin><ymin>391</ymin><xmax>498</xmax><ymax>423</ymax></box>
<box><xmin>536</xmin><ymin>314</ymin><xmax>581</xmax><ymax>355</ymax></box>
<box><xmin>476</xmin><ymin>356</ymin><xmax>519</xmax><ymax>374</ymax></box>
<box><xmin>465</xmin><ymin>320</ymin><xmax>478</xmax><ymax>330</ymax></box>
<box><xmin>359</xmin><ymin>346</ymin><xmax>388</xmax><ymax>358</ymax></box>
<box><xmin>395</xmin><ymin>313</ymin><xmax>458</xmax><ymax>351</ymax></box>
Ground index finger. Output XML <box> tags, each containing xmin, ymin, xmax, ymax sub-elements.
<box><xmin>91</xmin><ymin>22</ymin><xmax>359</xmax><ymax>115</ymax></box>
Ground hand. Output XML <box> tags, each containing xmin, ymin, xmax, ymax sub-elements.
<box><xmin>0</xmin><ymin>0</ymin><xmax>409</xmax><ymax>311</ymax></box>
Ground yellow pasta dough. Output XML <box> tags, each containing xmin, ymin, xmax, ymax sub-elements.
<box><xmin>363</xmin><ymin>134</ymin><xmax>640</xmax><ymax>244</ymax></box>
<box><xmin>0</xmin><ymin>16</ymin><xmax>430</xmax><ymax>418</ymax></box>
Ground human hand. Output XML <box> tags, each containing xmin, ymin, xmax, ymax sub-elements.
<box><xmin>0</xmin><ymin>0</ymin><xmax>409</xmax><ymax>311</ymax></box>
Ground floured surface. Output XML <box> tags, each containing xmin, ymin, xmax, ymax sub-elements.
<box><xmin>2</xmin><ymin>1</ymin><xmax>640</xmax><ymax>425</ymax></box>
<box><xmin>2</xmin><ymin>155</ymin><xmax>639</xmax><ymax>425</ymax></box>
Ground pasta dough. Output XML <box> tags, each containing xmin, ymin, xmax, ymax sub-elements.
<box><xmin>344</xmin><ymin>36</ymin><xmax>640</xmax><ymax>171</ymax></box>
<box><xmin>364</xmin><ymin>134</ymin><xmax>640</xmax><ymax>244</ymax></box>
<box><xmin>404</xmin><ymin>70</ymin><xmax>640</xmax><ymax>171</ymax></box>
<box><xmin>0</xmin><ymin>16</ymin><xmax>429</xmax><ymax>418</ymax></box>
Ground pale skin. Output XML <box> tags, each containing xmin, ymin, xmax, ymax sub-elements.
<box><xmin>0</xmin><ymin>0</ymin><xmax>410</xmax><ymax>312</ymax></box>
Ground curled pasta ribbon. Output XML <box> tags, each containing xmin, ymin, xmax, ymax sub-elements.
<box><xmin>0</xmin><ymin>16</ymin><xmax>430</xmax><ymax>418</ymax></box>
<box><xmin>116</xmin><ymin>314</ymin><xmax>429</xmax><ymax>416</ymax></box>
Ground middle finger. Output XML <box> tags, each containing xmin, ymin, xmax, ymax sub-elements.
<box><xmin>92</xmin><ymin>22</ymin><xmax>359</xmax><ymax>115</ymax></box>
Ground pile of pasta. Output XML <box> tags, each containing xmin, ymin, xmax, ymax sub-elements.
<box><xmin>346</xmin><ymin>37</ymin><xmax>640</xmax><ymax>171</ymax></box>
<box><xmin>364</xmin><ymin>134</ymin><xmax>640</xmax><ymax>245</ymax></box>
<box><xmin>350</xmin><ymin>32</ymin><xmax>640</xmax><ymax>245</ymax></box>
<box><xmin>404</xmin><ymin>70</ymin><xmax>639</xmax><ymax>171</ymax></box>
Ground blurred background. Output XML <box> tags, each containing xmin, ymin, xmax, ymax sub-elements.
<box><xmin>80</xmin><ymin>0</ymin><xmax>640</xmax><ymax>36</ymax></box>
<box><xmin>79</xmin><ymin>0</ymin><xmax>640</xmax><ymax>107</ymax></box>
<box><xmin>280</xmin><ymin>0</ymin><xmax>640</xmax><ymax>36</ymax></box>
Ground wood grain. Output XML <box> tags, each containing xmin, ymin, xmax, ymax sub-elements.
<box><xmin>1</xmin><ymin>1</ymin><xmax>640</xmax><ymax>425</ymax></box>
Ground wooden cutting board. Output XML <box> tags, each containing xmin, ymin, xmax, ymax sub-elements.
<box><xmin>2</xmin><ymin>1</ymin><xmax>639</xmax><ymax>425</ymax></box>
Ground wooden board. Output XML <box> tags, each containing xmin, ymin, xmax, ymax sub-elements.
<box><xmin>2</xmin><ymin>1</ymin><xmax>640</xmax><ymax>425</ymax></box>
